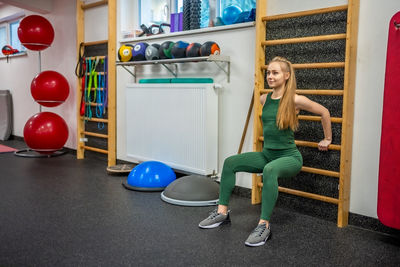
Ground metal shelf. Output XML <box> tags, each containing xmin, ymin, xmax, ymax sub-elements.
<box><xmin>116</xmin><ymin>55</ymin><xmax>231</xmax><ymax>82</ymax></box>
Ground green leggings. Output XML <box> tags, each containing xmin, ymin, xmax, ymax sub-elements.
<box><xmin>219</xmin><ymin>147</ymin><xmax>303</xmax><ymax>220</ymax></box>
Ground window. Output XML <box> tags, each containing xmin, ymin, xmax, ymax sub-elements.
<box><xmin>136</xmin><ymin>0</ymin><xmax>255</xmax><ymax>31</ymax></box>
<box><xmin>10</xmin><ymin>20</ymin><xmax>24</xmax><ymax>52</ymax></box>
<box><xmin>139</xmin><ymin>0</ymin><xmax>183</xmax><ymax>28</ymax></box>
<box><xmin>0</xmin><ymin>17</ymin><xmax>26</xmax><ymax>56</ymax></box>
<box><xmin>219</xmin><ymin>0</ymin><xmax>256</xmax><ymax>15</ymax></box>
<box><xmin>0</xmin><ymin>26</ymin><xmax>7</xmax><ymax>49</ymax></box>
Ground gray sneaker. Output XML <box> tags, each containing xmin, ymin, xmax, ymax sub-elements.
<box><xmin>198</xmin><ymin>209</ymin><xmax>230</xmax><ymax>229</ymax></box>
<box><xmin>244</xmin><ymin>223</ymin><xmax>271</xmax><ymax>247</ymax></box>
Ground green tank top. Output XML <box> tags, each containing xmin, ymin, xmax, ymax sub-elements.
<box><xmin>262</xmin><ymin>93</ymin><xmax>296</xmax><ymax>149</ymax></box>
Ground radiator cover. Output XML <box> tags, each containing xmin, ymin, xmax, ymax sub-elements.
<box><xmin>125</xmin><ymin>83</ymin><xmax>218</xmax><ymax>175</ymax></box>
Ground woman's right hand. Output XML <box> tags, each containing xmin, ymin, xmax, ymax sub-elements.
<box><xmin>318</xmin><ymin>139</ymin><xmax>331</xmax><ymax>151</ymax></box>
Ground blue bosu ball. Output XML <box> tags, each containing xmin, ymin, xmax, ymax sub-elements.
<box><xmin>123</xmin><ymin>161</ymin><xmax>176</xmax><ymax>191</ymax></box>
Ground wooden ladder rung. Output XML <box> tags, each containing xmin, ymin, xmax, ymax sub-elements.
<box><xmin>86</xmin><ymin>72</ymin><xmax>107</xmax><ymax>75</ymax></box>
<box><xmin>262</xmin><ymin>5</ymin><xmax>348</xmax><ymax>21</ymax></box>
<box><xmin>295</xmin><ymin>140</ymin><xmax>341</xmax><ymax>151</ymax></box>
<box><xmin>260</xmin><ymin>89</ymin><xmax>344</xmax><ymax>96</ymax></box>
<box><xmin>257</xmin><ymin>136</ymin><xmax>341</xmax><ymax>151</ymax></box>
<box><xmin>83</xmin><ymin>131</ymin><xmax>108</xmax><ymax>139</ymax></box>
<box><xmin>257</xmin><ymin>182</ymin><xmax>339</xmax><ymax>204</ymax></box>
<box><xmin>301</xmin><ymin>166</ymin><xmax>340</xmax><ymax>177</ymax></box>
<box><xmin>82</xmin><ymin>145</ymin><xmax>108</xmax><ymax>154</ymax></box>
<box><xmin>86</xmin><ymin>102</ymin><xmax>106</xmax><ymax>106</ymax></box>
<box><xmin>81</xmin><ymin>0</ymin><xmax>108</xmax><ymax>10</ymax></box>
<box><xmin>257</xmin><ymin>113</ymin><xmax>342</xmax><ymax>123</ymax></box>
<box><xmin>298</xmin><ymin>115</ymin><xmax>342</xmax><ymax>123</ymax></box>
<box><xmin>83</xmin><ymin>117</ymin><xmax>108</xmax><ymax>123</ymax></box>
<box><xmin>85</xmin><ymin>56</ymin><xmax>107</xmax><ymax>60</ymax></box>
<box><xmin>262</xmin><ymin>33</ymin><xmax>346</xmax><ymax>46</ymax></box>
<box><xmin>82</xmin><ymin>40</ymin><xmax>108</xmax><ymax>46</ymax></box>
<box><xmin>262</xmin><ymin>62</ymin><xmax>345</xmax><ymax>70</ymax></box>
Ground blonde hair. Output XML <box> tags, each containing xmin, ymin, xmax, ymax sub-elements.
<box><xmin>269</xmin><ymin>56</ymin><xmax>298</xmax><ymax>131</ymax></box>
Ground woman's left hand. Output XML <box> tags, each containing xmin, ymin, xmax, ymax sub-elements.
<box><xmin>318</xmin><ymin>139</ymin><xmax>331</xmax><ymax>151</ymax></box>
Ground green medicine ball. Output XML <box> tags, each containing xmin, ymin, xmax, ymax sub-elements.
<box><xmin>159</xmin><ymin>41</ymin><xmax>174</xmax><ymax>59</ymax></box>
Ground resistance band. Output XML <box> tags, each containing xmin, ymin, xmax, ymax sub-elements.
<box><xmin>96</xmin><ymin>58</ymin><xmax>105</xmax><ymax>129</ymax></box>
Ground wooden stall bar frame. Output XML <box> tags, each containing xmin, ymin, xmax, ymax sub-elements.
<box><xmin>252</xmin><ymin>0</ymin><xmax>359</xmax><ymax>227</ymax></box>
<box><xmin>76</xmin><ymin>0</ymin><xmax>116</xmax><ymax>167</ymax></box>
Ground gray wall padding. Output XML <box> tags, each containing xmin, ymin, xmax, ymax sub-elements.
<box><xmin>263</xmin><ymin>10</ymin><xmax>348</xmax><ymax>219</ymax></box>
<box><xmin>0</xmin><ymin>90</ymin><xmax>12</xmax><ymax>141</ymax></box>
<box><xmin>266</xmin><ymin>11</ymin><xmax>347</xmax><ymax>40</ymax></box>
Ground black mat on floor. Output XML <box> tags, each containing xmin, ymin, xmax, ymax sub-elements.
<box><xmin>0</xmin><ymin>140</ymin><xmax>399</xmax><ymax>266</ymax></box>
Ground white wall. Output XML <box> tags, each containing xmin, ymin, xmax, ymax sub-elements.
<box><xmin>350</xmin><ymin>1</ymin><xmax>400</xmax><ymax>218</ymax></box>
<box><xmin>0</xmin><ymin>0</ymin><xmax>77</xmax><ymax>149</ymax></box>
<box><xmin>1</xmin><ymin>0</ymin><xmax>53</xmax><ymax>13</ymax></box>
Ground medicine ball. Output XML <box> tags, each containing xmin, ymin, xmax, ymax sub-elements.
<box><xmin>118</xmin><ymin>44</ymin><xmax>133</xmax><ymax>62</ymax></box>
<box><xmin>186</xmin><ymin>43</ymin><xmax>202</xmax><ymax>57</ymax></box>
<box><xmin>159</xmin><ymin>41</ymin><xmax>174</xmax><ymax>59</ymax></box>
<box><xmin>171</xmin><ymin>41</ymin><xmax>189</xmax><ymax>58</ymax></box>
<box><xmin>132</xmin><ymin>42</ymin><xmax>148</xmax><ymax>61</ymax></box>
<box><xmin>145</xmin><ymin>43</ymin><xmax>160</xmax><ymax>60</ymax></box>
<box><xmin>200</xmin><ymin>41</ymin><xmax>220</xmax><ymax>56</ymax></box>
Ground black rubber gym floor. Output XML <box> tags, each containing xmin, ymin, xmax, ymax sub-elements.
<box><xmin>1</xmin><ymin>139</ymin><xmax>399</xmax><ymax>266</ymax></box>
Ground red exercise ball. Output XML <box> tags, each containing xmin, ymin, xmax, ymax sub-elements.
<box><xmin>31</xmin><ymin>71</ymin><xmax>69</xmax><ymax>107</ymax></box>
<box><xmin>18</xmin><ymin>15</ymin><xmax>55</xmax><ymax>51</ymax></box>
<box><xmin>23</xmin><ymin>112</ymin><xmax>69</xmax><ymax>153</ymax></box>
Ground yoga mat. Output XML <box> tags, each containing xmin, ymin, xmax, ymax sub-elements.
<box><xmin>0</xmin><ymin>144</ymin><xmax>17</xmax><ymax>153</ymax></box>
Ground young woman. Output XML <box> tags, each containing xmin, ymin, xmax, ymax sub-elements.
<box><xmin>198</xmin><ymin>56</ymin><xmax>332</xmax><ymax>247</ymax></box>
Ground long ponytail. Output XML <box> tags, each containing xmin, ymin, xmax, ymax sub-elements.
<box><xmin>269</xmin><ymin>56</ymin><xmax>298</xmax><ymax>131</ymax></box>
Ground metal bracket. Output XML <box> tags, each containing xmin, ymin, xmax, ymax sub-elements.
<box><xmin>212</xmin><ymin>61</ymin><xmax>230</xmax><ymax>82</ymax></box>
<box><xmin>161</xmin><ymin>63</ymin><xmax>178</xmax><ymax>78</ymax></box>
<box><xmin>121</xmin><ymin>65</ymin><xmax>137</xmax><ymax>82</ymax></box>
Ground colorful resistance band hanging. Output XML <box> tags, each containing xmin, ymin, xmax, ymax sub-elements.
<box><xmin>84</xmin><ymin>58</ymin><xmax>92</xmax><ymax>120</ymax></box>
<box><xmin>95</xmin><ymin>58</ymin><xmax>106</xmax><ymax>129</ymax></box>
<box><xmin>85</xmin><ymin>57</ymin><xmax>100</xmax><ymax>120</ymax></box>
<box><xmin>79</xmin><ymin>56</ymin><xmax>86</xmax><ymax>116</ymax></box>
<box><xmin>103</xmin><ymin>56</ymin><xmax>108</xmax><ymax>115</ymax></box>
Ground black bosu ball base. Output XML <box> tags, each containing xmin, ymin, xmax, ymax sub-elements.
<box><xmin>161</xmin><ymin>175</ymin><xmax>219</xmax><ymax>206</ymax></box>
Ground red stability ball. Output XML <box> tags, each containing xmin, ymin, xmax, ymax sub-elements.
<box><xmin>23</xmin><ymin>112</ymin><xmax>69</xmax><ymax>153</ymax></box>
<box><xmin>18</xmin><ymin>15</ymin><xmax>55</xmax><ymax>51</ymax></box>
<box><xmin>31</xmin><ymin>71</ymin><xmax>69</xmax><ymax>107</ymax></box>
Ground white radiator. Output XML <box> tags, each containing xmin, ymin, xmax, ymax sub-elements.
<box><xmin>125</xmin><ymin>83</ymin><xmax>218</xmax><ymax>175</ymax></box>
